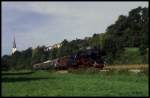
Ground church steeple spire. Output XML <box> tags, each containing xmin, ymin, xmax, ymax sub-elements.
<box><xmin>12</xmin><ymin>34</ymin><xmax>17</xmax><ymax>54</ymax></box>
<box><xmin>13</xmin><ymin>37</ymin><xmax>16</xmax><ymax>48</ymax></box>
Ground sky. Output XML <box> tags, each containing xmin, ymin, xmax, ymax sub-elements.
<box><xmin>2</xmin><ymin>1</ymin><xmax>148</xmax><ymax>56</ymax></box>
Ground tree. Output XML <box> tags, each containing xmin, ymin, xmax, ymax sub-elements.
<box><xmin>106</xmin><ymin>7</ymin><xmax>148</xmax><ymax>48</ymax></box>
<box><xmin>1</xmin><ymin>55</ymin><xmax>11</xmax><ymax>70</ymax></box>
<box><xmin>19</xmin><ymin>47</ymin><xmax>32</xmax><ymax>69</ymax></box>
<box><xmin>31</xmin><ymin>46</ymin><xmax>48</xmax><ymax>65</ymax></box>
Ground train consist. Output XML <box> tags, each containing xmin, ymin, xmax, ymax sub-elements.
<box><xmin>33</xmin><ymin>47</ymin><xmax>106</xmax><ymax>70</ymax></box>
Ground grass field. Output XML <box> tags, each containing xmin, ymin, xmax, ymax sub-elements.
<box><xmin>2</xmin><ymin>69</ymin><xmax>148</xmax><ymax>97</ymax></box>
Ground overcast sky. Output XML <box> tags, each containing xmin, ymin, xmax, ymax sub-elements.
<box><xmin>2</xmin><ymin>1</ymin><xmax>148</xmax><ymax>56</ymax></box>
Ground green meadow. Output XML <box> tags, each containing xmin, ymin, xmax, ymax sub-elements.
<box><xmin>2</xmin><ymin>70</ymin><xmax>148</xmax><ymax>97</ymax></box>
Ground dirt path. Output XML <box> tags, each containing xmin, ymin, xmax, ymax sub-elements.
<box><xmin>56</xmin><ymin>70</ymin><xmax>68</xmax><ymax>74</ymax></box>
<box><xmin>104</xmin><ymin>64</ymin><xmax>148</xmax><ymax>70</ymax></box>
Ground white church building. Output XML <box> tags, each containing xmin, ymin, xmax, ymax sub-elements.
<box><xmin>12</xmin><ymin>37</ymin><xmax>17</xmax><ymax>54</ymax></box>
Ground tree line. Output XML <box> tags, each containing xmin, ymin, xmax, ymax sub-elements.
<box><xmin>2</xmin><ymin>6</ymin><xmax>149</xmax><ymax>70</ymax></box>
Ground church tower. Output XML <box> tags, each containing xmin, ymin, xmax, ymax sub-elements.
<box><xmin>12</xmin><ymin>36</ymin><xmax>17</xmax><ymax>54</ymax></box>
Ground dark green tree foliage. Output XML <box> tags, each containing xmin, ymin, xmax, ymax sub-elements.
<box><xmin>20</xmin><ymin>48</ymin><xmax>32</xmax><ymax>69</ymax></box>
<box><xmin>102</xmin><ymin>35</ymin><xmax>124</xmax><ymax>64</ymax></box>
<box><xmin>90</xmin><ymin>34</ymin><xmax>101</xmax><ymax>47</ymax></box>
<box><xmin>139</xmin><ymin>7</ymin><xmax>149</xmax><ymax>55</ymax></box>
<box><xmin>11</xmin><ymin>51</ymin><xmax>22</xmax><ymax>69</ymax></box>
<box><xmin>12</xmin><ymin>48</ymin><xmax>32</xmax><ymax>70</ymax></box>
<box><xmin>106</xmin><ymin>7</ymin><xmax>149</xmax><ymax>48</ymax></box>
<box><xmin>69</xmin><ymin>40</ymin><xmax>80</xmax><ymax>53</ymax></box>
<box><xmin>48</xmin><ymin>48</ymin><xmax>59</xmax><ymax>60</ymax></box>
<box><xmin>32</xmin><ymin>46</ymin><xmax>48</xmax><ymax>65</ymax></box>
<box><xmin>104</xmin><ymin>6</ymin><xmax>149</xmax><ymax>63</ymax></box>
<box><xmin>1</xmin><ymin>55</ymin><xmax>11</xmax><ymax>70</ymax></box>
<box><xmin>2</xmin><ymin>48</ymin><xmax>33</xmax><ymax>70</ymax></box>
<box><xmin>130</xmin><ymin>7</ymin><xmax>149</xmax><ymax>48</ymax></box>
<box><xmin>58</xmin><ymin>39</ymin><xmax>70</xmax><ymax>57</ymax></box>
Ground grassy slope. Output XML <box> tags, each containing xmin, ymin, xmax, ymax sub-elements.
<box><xmin>2</xmin><ymin>71</ymin><xmax>148</xmax><ymax>96</ymax></box>
<box><xmin>113</xmin><ymin>48</ymin><xmax>148</xmax><ymax>64</ymax></box>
